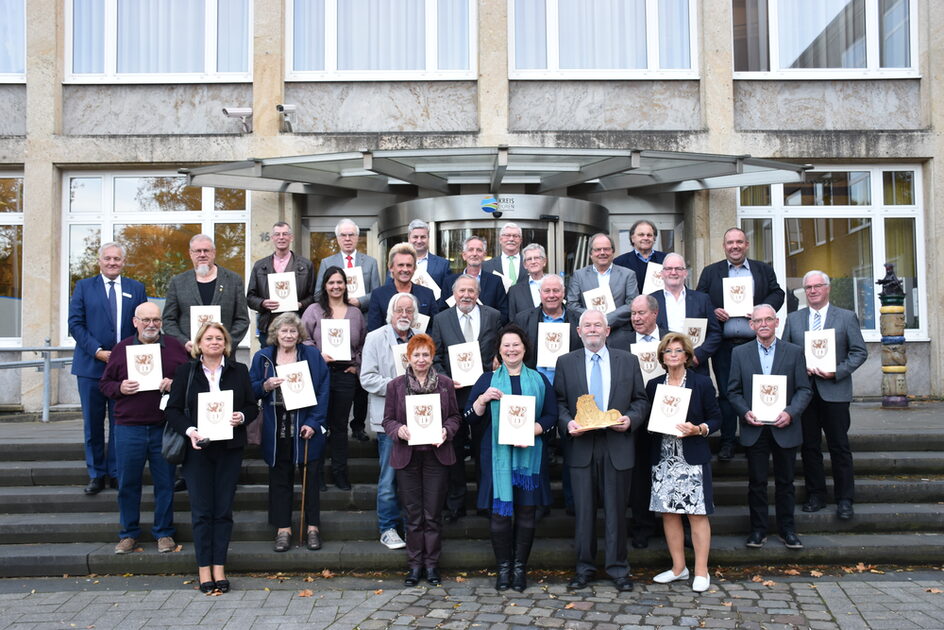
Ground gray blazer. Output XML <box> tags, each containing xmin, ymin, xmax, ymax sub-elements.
<box><xmin>429</xmin><ymin>305</ymin><xmax>502</xmax><ymax>381</ymax></box>
<box><xmin>727</xmin><ymin>339</ymin><xmax>813</xmax><ymax>449</ymax></box>
<box><xmin>553</xmin><ymin>348</ymin><xmax>650</xmax><ymax>470</ymax></box>
<box><xmin>162</xmin><ymin>266</ymin><xmax>250</xmax><ymax>346</ymax></box>
<box><xmin>566</xmin><ymin>264</ymin><xmax>639</xmax><ymax>349</ymax></box>
<box><xmin>507</xmin><ymin>280</ymin><xmax>539</xmax><ymax>323</ymax></box>
<box><xmin>359</xmin><ymin>324</ymin><xmax>422</xmax><ymax>432</ymax></box>
<box><xmin>314</xmin><ymin>252</ymin><xmax>382</xmax><ymax>313</ymax></box>
<box><xmin>781</xmin><ymin>305</ymin><xmax>868</xmax><ymax>403</ymax></box>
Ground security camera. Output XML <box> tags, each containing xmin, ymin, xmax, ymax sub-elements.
<box><xmin>276</xmin><ymin>104</ymin><xmax>296</xmax><ymax>113</ymax></box>
<box><xmin>276</xmin><ymin>104</ymin><xmax>297</xmax><ymax>133</ymax></box>
<box><xmin>492</xmin><ymin>211</ymin><xmax>503</xmax><ymax>219</ymax></box>
<box><xmin>222</xmin><ymin>107</ymin><xmax>253</xmax><ymax>133</ymax></box>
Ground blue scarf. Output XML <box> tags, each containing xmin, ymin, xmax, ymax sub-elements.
<box><xmin>489</xmin><ymin>364</ymin><xmax>545</xmax><ymax>516</ymax></box>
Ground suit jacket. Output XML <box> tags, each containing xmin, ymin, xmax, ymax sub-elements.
<box><xmin>439</xmin><ymin>272</ymin><xmax>509</xmax><ymax>324</ymax></box>
<box><xmin>360</xmin><ymin>324</ymin><xmax>422</xmax><ymax>432</ymax></box>
<box><xmin>481</xmin><ymin>254</ymin><xmax>527</xmax><ymax>288</ymax></box>
<box><xmin>162</xmin><ymin>266</ymin><xmax>250</xmax><ymax>346</ymax></box>
<box><xmin>695</xmin><ymin>258</ymin><xmax>785</xmax><ymax>312</ymax></box>
<box><xmin>507</xmin><ymin>279</ymin><xmax>541</xmax><ymax>323</ymax></box>
<box><xmin>623</xmin><ymin>325</ymin><xmax>669</xmax><ymax>347</ymax></box>
<box><xmin>653</xmin><ymin>289</ymin><xmax>722</xmax><ymax>372</ymax></box>
<box><xmin>429</xmin><ymin>305</ymin><xmax>502</xmax><ymax>381</ymax></box>
<box><xmin>727</xmin><ymin>338</ymin><xmax>813</xmax><ymax>449</ymax></box>
<box><xmin>381</xmin><ymin>373</ymin><xmax>461</xmax><ymax>469</ymax></box>
<box><xmin>612</xmin><ymin>249</ymin><xmax>666</xmax><ymax>292</ymax></box>
<box><xmin>781</xmin><ymin>304</ymin><xmax>868</xmax><ymax>403</ymax></box>
<box><xmin>565</xmin><ymin>264</ymin><xmax>639</xmax><ymax>342</ymax></box>
<box><xmin>514</xmin><ymin>306</ymin><xmax>581</xmax><ymax>370</ymax></box>
<box><xmin>69</xmin><ymin>275</ymin><xmax>147</xmax><ymax>378</ymax></box>
<box><xmin>553</xmin><ymin>348</ymin><xmax>651</xmax><ymax>470</ymax></box>
<box><xmin>366</xmin><ymin>281</ymin><xmax>439</xmax><ymax>333</ymax></box>
<box><xmin>418</xmin><ymin>253</ymin><xmax>452</xmax><ymax>291</ymax></box>
<box><xmin>315</xmin><ymin>251</ymin><xmax>381</xmax><ymax>313</ymax></box>
<box><xmin>245</xmin><ymin>251</ymin><xmax>316</xmax><ymax>338</ymax></box>
<box><xmin>645</xmin><ymin>370</ymin><xmax>720</xmax><ymax>466</ymax></box>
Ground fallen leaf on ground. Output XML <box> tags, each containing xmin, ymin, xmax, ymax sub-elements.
<box><xmin>784</xmin><ymin>569</ymin><xmax>800</xmax><ymax>575</ymax></box>
<box><xmin>173</xmin><ymin>545</ymin><xmax>183</xmax><ymax>553</ymax></box>
<box><xmin>321</xmin><ymin>569</ymin><xmax>335</xmax><ymax>579</ymax></box>
<box><xmin>723</xmin><ymin>602</ymin><xmax>732</xmax><ymax>607</ymax></box>
<box><xmin>751</xmin><ymin>575</ymin><xmax>763</xmax><ymax>582</ymax></box>
<box><xmin>870</xmin><ymin>569</ymin><xmax>885</xmax><ymax>574</ymax></box>
<box><xmin>564</xmin><ymin>603</ymin><xmax>575</xmax><ymax>609</ymax></box>
<box><xmin>297</xmin><ymin>589</ymin><xmax>313</xmax><ymax>598</ymax></box>
<box><xmin>926</xmin><ymin>588</ymin><xmax>942</xmax><ymax>594</ymax></box>
<box><xmin>374</xmin><ymin>589</ymin><xmax>384</xmax><ymax>595</ymax></box>
<box><xmin>182</xmin><ymin>580</ymin><xmax>193</xmax><ymax>585</ymax></box>
<box><xmin>304</xmin><ymin>576</ymin><xmax>314</xmax><ymax>582</ymax></box>
<box><xmin>263</xmin><ymin>587</ymin><xmax>270</xmax><ymax>592</ymax></box>
<box><xmin>122</xmin><ymin>573</ymin><xmax>134</xmax><ymax>577</ymax></box>
<box><xmin>455</xmin><ymin>576</ymin><xmax>466</xmax><ymax>583</ymax></box>
<box><xmin>762</xmin><ymin>580</ymin><xmax>776</xmax><ymax>587</ymax></box>
<box><xmin>810</xmin><ymin>570</ymin><xmax>824</xmax><ymax>577</ymax></box>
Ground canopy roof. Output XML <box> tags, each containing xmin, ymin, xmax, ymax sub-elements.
<box><xmin>182</xmin><ymin>146</ymin><xmax>808</xmax><ymax>198</ymax></box>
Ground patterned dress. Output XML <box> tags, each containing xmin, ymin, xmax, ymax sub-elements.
<box><xmin>649</xmin><ymin>435</ymin><xmax>708</xmax><ymax>514</ymax></box>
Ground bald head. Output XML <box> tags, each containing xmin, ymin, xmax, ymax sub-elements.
<box><xmin>133</xmin><ymin>302</ymin><xmax>163</xmax><ymax>343</ymax></box>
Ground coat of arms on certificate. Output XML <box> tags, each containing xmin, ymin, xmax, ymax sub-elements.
<box><xmin>405</xmin><ymin>393</ymin><xmax>443</xmax><ymax>446</ymax></box>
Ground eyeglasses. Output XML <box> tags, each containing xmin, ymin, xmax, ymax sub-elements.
<box><xmin>393</xmin><ymin>308</ymin><xmax>416</xmax><ymax>315</ymax></box>
<box><xmin>662</xmin><ymin>348</ymin><xmax>686</xmax><ymax>355</ymax></box>
<box><xmin>752</xmin><ymin>317</ymin><xmax>777</xmax><ymax>324</ymax></box>
<box><xmin>338</xmin><ymin>232</ymin><xmax>358</xmax><ymax>239</ymax></box>
<box><xmin>804</xmin><ymin>283</ymin><xmax>828</xmax><ymax>291</ymax></box>
<box><xmin>135</xmin><ymin>317</ymin><xmax>162</xmax><ymax>324</ymax></box>
<box><xmin>591</xmin><ymin>247</ymin><xmax>613</xmax><ymax>253</ymax></box>
<box><xmin>190</xmin><ymin>248</ymin><xmax>213</xmax><ymax>255</ymax></box>
<box><xmin>662</xmin><ymin>266</ymin><xmax>686</xmax><ymax>272</ymax></box>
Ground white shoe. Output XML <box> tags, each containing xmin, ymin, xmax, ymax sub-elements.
<box><xmin>692</xmin><ymin>575</ymin><xmax>710</xmax><ymax>592</ymax></box>
<box><xmin>653</xmin><ymin>567</ymin><xmax>689</xmax><ymax>583</ymax></box>
<box><xmin>380</xmin><ymin>528</ymin><xmax>406</xmax><ymax>550</ymax></box>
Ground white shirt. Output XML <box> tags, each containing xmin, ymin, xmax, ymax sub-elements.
<box><xmin>583</xmin><ymin>345</ymin><xmax>611</xmax><ymax>411</ymax></box>
<box><xmin>101</xmin><ymin>274</ymin><xmax>123</xmax><ymax>345</ymax></box>
<box><xmin>502</xmin><ymin>253</ymin><xmax>520</xmax><ymax>278</ymax></box>
<box><xmin>415</xmin><ymin>254</ymin><xmax>428</xmax><ymax>272</ymax></box>
<box><xmin>595</xmin><ymin>264</ymin><xmax>612</xmax><ymax>289</ymax></box>
<box><xmin>187</xmin><ymin>357</ymin><xmax>226</xmax><ymax>436</ymax></box>
<box><xmin>809</xmin><ymin>303</ymin><xmax>830</xmax><ymax>330</ymax></box>
<box><xmin>457</xmin><ymin>305</ymin><xmax>481</xmax><ymax>341</ymax></box>
<box><xmin>663</xmin><ymin>288</ymin><xmax>687</xmax><ymax>333</ymax></box>
<box><xmin>637</xmin><ymin>327</ymin><xmax>660</xmax><ymax>343</ymax></box>
<box><xmin>528</xmin><ymin>278</ymin><xmax>542</xmax><ymax>307</ymax></box>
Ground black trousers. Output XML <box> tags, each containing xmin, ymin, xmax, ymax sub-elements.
<box><xmin>326</xmin><ymin>370</ymin><xmax>357</xmax><ymax>476</ymax></box>
<box><xmin>629</xmin><ymin>428</ymin><xmax>656</xmax><ymax>539</ymax></box>
<box><xmin>445</xmin><ymin>388</ymin><xmax>472</xmax><ymax>514</ymax></box>
<box><xmin>268</xmin><ymin>437</ymin><xmax>320</xmax><ymax>529</ymax></box>
<box><xmin>397</xmin><ymin>450</ymin><xmax>449</xmax><ymax>569</ymax></box>
<box><xmin>745</xmin><ymin>427</ymin><xmax>797</xmax><ymax>535</ymax></box>
<box><xmin>182</xmin><ymin>443</ymin><xmax>242</xmax><ymax>567</ymax></box>
<box><xmin>801</xmin><ymin>393</ymin><xmax>854</xmax><ymax>503</ymax></box>
<box><xmin>351</xmin><ymin>382</ymin><xmax>368</xmax><ymax>433</ymax></box>
<box><xmin>711</xmin><ymin>340</ymin><xmax>741</xmax><ymax>447</ymax></box>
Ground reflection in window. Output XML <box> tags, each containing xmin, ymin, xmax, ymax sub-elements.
<box><xmin>784</xmin><ymin>171</ymin><xmax>870</xmax><ymax>206</ymax></box>
<box><xmin>69</xmin><ymin>178</ymin><xmax>102</xmax><ymax>213</ymax></box>
<box><xmin>214</xmin><ymin>188</ymin><xmax>247</xmax><ymax>211</ymax></box>
<box><xmin>780</xmin><ymin>0</ymin><xmax>865</xmax><ymax>69</ymax></box>
<box><xmin>741</xmin><ymin>218</ymin><xmax>773</xmax><ymax>265</ymax></box>
<box><xmin>69</xmin><ymin>224</ymin><xmax>101</xmax><ymax>294</ymax></box>
<box><xmin>308</xmin><ymin>231</ymin><xmax>367</xmax><ymax>266</ymax></box>
<box><xmin>0</xmin><ymin>179</ymin><xmax>23</xmax><ymax>213</ymax></box>
<box><xmin>0</xmin><ymin>225</ymin><xmax>22</xmax><ymax>337</ymax></box>
<box><xmin>114</xmin><ymin>223</ymin><xmax>200</xmax><ymax>298</ymax></box>
<box><xmin>883</xmin><ymin>171</ymin><xmax>914</xmax><ymax>205</ymax></box>
<box><xmin>0</xmin><ymin>0</ymin><xmax>25</xmax><ymax>75</ymax></box>
<box><xmin>214</xmin><ymin>223</ymin><xmax>247</xmax><ymax>282</ymax></box>
<box><xmin>740</xmin><ymin>184</ymin><xmax>771</xmax><ymax>206</ymax></box>
<box><xmin>114</xmin><ymin>177</ymin><xmax>202</xmax><ymax>213</ymax></box>
<box><xmin>885</xmin><ymin>217</ymin><xmax>917</xmax><ymax>328</ymax></box>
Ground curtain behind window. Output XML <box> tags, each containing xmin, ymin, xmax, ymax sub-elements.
<box><xmin>73</xmin><ymin>0</ymin><xmax>105</xmax><ymax>74</ymax></box>
<box><xmin>438</xmin><ymin>0</ymin><xmax>469</xmax><ymax>70</ymax></box>
<box><xmin>217</xmin><ymin>0</ymin><xmax>250</xmax><ymax>72</ymax></box>
<box><xmin>779</xmin><ymin>0</ymin><xmax>865</xmax><ymax>69</ymax></box>
<box><xmin>117</xmin><ymin>0</ymin><xmax>204</xmax><ymax>73</ymax></box>
<box><xmin>559</xmin><ymin>0</ymin><xmax>646</xmax><ymax>69</ymax></box>
<box><xmin>659</xmin><ymin>0</ymin><xmax>690</xmax><ymax>69</ymax></box>
<box><xmin>514</xmin><ymin>0</ymin><xmax>547</xmax><ymax>69</ymax></box>
<box><xmin>337</xmin><ymin>0</ymin><xmax>424</xmax><ymax>70</ymax></box>
<box><xmin>0</xmin><ymin>0</ymin><xmax>25</xmax><ymax>73</ymax></box>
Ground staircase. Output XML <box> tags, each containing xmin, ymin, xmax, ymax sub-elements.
<box><xmin>0</xmin><ymin>408</ymin><xmax>942</xmax><ymax>577</ymax></box>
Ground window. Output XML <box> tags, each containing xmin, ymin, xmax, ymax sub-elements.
<box><xmin>738</xmin><ymin>166</ymin><xmax>925</xmax><ymax>340</ymax></box>
<box><xmin>66</xmin><ymin>0</ymin><xmax>251</xmax><ymax>83</ymax></box>
<box><xmin>510</xmin><ymin>0</ymin><xmax>697</xmax><ymax>79</ymax></box>
<box><xmin>0</xmin><ymin>176</ymin><xmax>23</xmax><ymax>342</ymax></box>
<box><xmin>62</xmin><ymin>172</ymin><xmax>249</xmax><ymax>343</ymax></box>
<box><xmin>0</xmin><ymin>0</ymin><xmax>25</xmax><ymax>81</ymax></box>
<box><xmin>733</xmin><ymin>0</ymin><xmax>916</xmax><ymax>78</ymax></box>
<box><xmin>287</xmin><ymin>0</ymin><xmax>476</xmax><ymax>80</ymax></box>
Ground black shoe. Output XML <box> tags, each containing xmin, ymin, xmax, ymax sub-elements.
<box><xmin>631</xmin><ymin>536</ymin><xmax>649</xmax><ymax>549</ymax></box>
<box><xmin>307</xmin><ymin>529</ymin><xmax>322</xmax><ymax>551</ymax></box>
<box><xmin>84</xmin><ymin>478</ymin><xmax>105</xmax><ymax>495</ymax></box>
<box><xmin>567</xmin><ymin>574</ymin><xmax>591</xmax><ymax>590</ymax></box>
<box><xmin>334</xmin><ymin>472</ymin><xmax>352</xmax><ymax>491</ymax></box>
<box><xmin>352</xmin><ymin>429</ymin><xmax>370</xmax><ymax>442</ymax></box>
<box><xmin>718</xmin><ymin>443</ymin><xmax>735</xmax><ymax>461</ymax></box>
<box><xmin>426</xmin><ymin>567</ymin><xmax>442</xmax><ymax>586</ymax></box>
<box><xmin>404</xmin><ymin>567</ymin><xmax>424</xmax><ymax>587</ymax></box>
<box><xmin>511</xmin><ymin>562</ymin><xmax>528</xmax><ymax>592</ymax></box>
<box><xmin>214</xmin><ymin>579</ymin><xmax>230</xmax><ymax>593</ymax></box>
<box><xmin>173</xmin><ymin>478</ymin><xmax>187</xmax><ymax>492</ymax></box>
<box><xmin>745</xmin><ymin>531</ymin><xmax>767</xmax><ymax>548</ymax></box>
<box><xmin>199</xmin><ymin>581</ymin><xmax>216</xmax><ymax>594</ymax></box>
<box><xmin>613</xmin><ymin>577</ymin><xmax>634</xmax><ymax>592</ymax></box>
<box><xmin>495</xmin><ymin>562</ymin><xmax>513</xmax><ymax>591</ymax></box>
<box><xmin>802</xmin><ymin>496</ymin><xmax>827</xmax><ymax>513</ymax></box>
<box><xmin>444</xmin><ymin>510</ymin><xmax>465</xmax><ymax>524</ymax></box>
<box><xmin>107</xmin><ymin>476</ymin><xmax>118</xmax><ymax>489</ymax></box>
<box><xmin>780</xmin><ymin>531</ymin><xmax>804</xmax><ymax>549</ymax></box>
<box><xmin>837</xmin><ymin>500</ymin><xmax>854</xmax><ymax>521</ymax></box>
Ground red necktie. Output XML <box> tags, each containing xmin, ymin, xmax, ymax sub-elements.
<box><xmin>346</xmin><ymin>255</ymin><xmax>353</xmax><ymax>268</ymax></box>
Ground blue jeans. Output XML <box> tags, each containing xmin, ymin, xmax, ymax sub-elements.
<box><xmin>78</xmin><ymin>376</ymin><xmax>117</xmax><ymax>480</ymax></box>
<box><xmin>376</xmin><ymin>432</ymin><xmax>401</xmax><ymax>532</ymax></box>
<box><xmin>114</xmin><ymin>423</ymin><xmax>175</xmax><ymax>540</ymax></box>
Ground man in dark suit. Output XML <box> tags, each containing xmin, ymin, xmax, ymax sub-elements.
<box><xmin>314</xmin><ymin>218</ymin><xmax>382</xmax><ymax>313</ymax></box>
<box><xmin>408</xmin><ymin>219</ymin><xmax>451</xmax><ymax>292</ymax></box>
<box><xmin>162</xmin><ymin>234</ymin><xmax>250</xmax><ymax>350</ymax></box>
<box><xmin>430</xmin><ymin>274</ymin><xmax>502</xmax><ymax>522</ymax></box>
<box><xmin>653</xmin><ymin>253</ymin><xmax>721</xmax><ymax>376</ymax></box>
<box><xmin>439</xmin><ymin>236</ymin><xmax>508</xmax><ymax>323</ymax></box>
<box><xmin>728</xmin><ymin>304</ymin><xmax>812</xmax><ymax>550</ymax></box>
<box><xmin>481</xmin><ymin>222</ymin><xmax>527</xmax><ymax>288</ymax></box>
<box><xmin>554</xmin><ymin>309</ymin><xmax>651</xmax><ymax>592</ymax></box>
<box><xmin>68</xmin><ymin>242</ymin><xmax>147</xmax><ymax>494</ymax></box>
<box><xmin>613</xmin><ymin>219</ymin><xmax>667</xmax><ymax>289</ymax></box>
<box><xmin>246</xmin><ymin>221</ymin><xmax>316</xmax><ymax>345</ymax></box>
<box><xmin>782</xmin><ymin>270</ymin><xmax>868</xmax><ymax>521</ymax></box>
<box><xmin>367</xmin><ymin>243</ymin><xmax>438</xmax><ymax>332</ymax></box>
<box><xmin>566</xmin><ymin>233</ymin><xmax>640</xmax><ymax>351</ymax></box>
<box><xmin>507</xmin><ymin>243</ymin><xmax>548</xmax><ymax>322</ymax></box>
<box><xmin>695</xmin><ymin>227</ymin><xmax>784</xmax><ymax>461</ymax></box>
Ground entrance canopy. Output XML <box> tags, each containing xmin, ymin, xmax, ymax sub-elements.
<box><xmin>182</xmin><ymin>147</ymin><xmax>809</xmax><ymax>197</ymax></box>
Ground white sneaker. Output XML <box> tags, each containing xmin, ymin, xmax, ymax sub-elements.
<box><xmin>692</xmin><ymin>575</ymin><xmax>711</xmax><ymax>592</ymax></box>
<box><xmin>653</xmin><ymin>567</ymin><xmax>689</xmax><ymax>583</ymax></box>
<box><xmin>380</xmin><ymin>528</ymin><xmax>406</xmax><ymax>550</ymax></box>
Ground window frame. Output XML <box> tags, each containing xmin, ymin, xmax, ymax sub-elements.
<box><xmin>64</xmin><ymin>0</ymin><xmax>253</xmax><ymax>84</ymax></box>
<box><xmin>59</xmin><ymin>170</ymin><xmax>251</xmax><ymax>347</ymax></box>
<box><xmin>732</xmin><ymin>0</ymin><xmax>920</xmax><ymax>80</ymax></box>
<box><xmin>285</xmin><ymin>0</ymin><xmax>478</xmax><ymax>82</ymax></box>
<box><xmin>0</xmin><ymin>174</ymin><xmax>23</xmax><ymax>347</ymax></box>
<box><xmin>508</xmin><ymin>0</ymin><xmax>699</xmax><ymax>80</ymax></box>
<box><xmin>737</xmin><ymin>163</ymin><xmax>927</xmax><ymax>342</ymax></box>
<box><xmin>0</xmin><ymin>0</ymin><xmax>26</xmax><ymax>83</ymax></box>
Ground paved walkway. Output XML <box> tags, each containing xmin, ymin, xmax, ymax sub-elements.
<box><xmin>1</xmin><ymin>571</ymin><xmax>943</xmax><ymax>630</ymax></box>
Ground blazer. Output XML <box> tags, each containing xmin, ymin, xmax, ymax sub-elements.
<box><xmin>360</xmin><ymin>324</ymin><xmax>423</xmax><ymax>432</ymax></box>
<box><xmin>245</xmin><ymin>251</ymin><xmax>316</xmax><ymax>338</ymax></box>
<box><xmin>565</xmin><ymin>264</ymin><xmax>639</xmax><ymax>334</ymax></box>
<box><xmin>430</xmin><ymin>305</ymin><xmax>502</xmax><ymax>380</ymax></box>
<box><xmin>418</xmin><ymin>253</ymin><xmax>452</xmax><ymax>291</ymax></box>
<box><xmin>653</xmin><ymin>289</ymin><xmax>723</xmax><ymax>372</ymax></box>
<box><xmin>781</xmin><ymin>304</ymin><xmax>868</xmax><ymax>403</ymax></box>
<box><xmin>553</xmin><ymin>348</ymin><xmax>651</xmax><ymax>470</ymax></box>
<box><xmin>439</xmin><ymin>272</ymin><xmax>509</xmax><ymax>324</ymax></box>
<box><xmin>514</xmin><ymin>305</ymin><xmax>581</xmax><ymax>370</ymax></box>
<box><xmin>645</xmin><ymin>370</ymin><xmax>721</xmax><ymax>466</ymax></box>
<box><xmin>381</xmin><ymin>373</ymin><xmax>461</xmax><ymax>469</ymax></box>
<box><xmin>366</xmin><ymin>281</ymin><xmax>439</xmax><ymax>333</ymax></box>
<box><xmin>315</xmin><ymin>251</ymin><xmax>382</xmax><ymax>313</ymax></box>
<box><xmin>695</xmin><ymin>258</ymin><xmax>785</xmax><ymax>312</ymax></box>
<box><xmin>481</xmin><ymin>255</ymin><xmax>527</xmax><ymax>287</ymax></box>
<box><xmin>69</xmin><ymin>275</ymin><xmax>147</xmax><ymax>378</ymax></box>
<box><xmin>165</xmin><ymin>357</ymin><xmax>259</xmax><ymax>449</ymax></box>
<box><xmin>727</xmin><ymin>338</ymin><xmax>813</xmax><ymax>449</ymax></box>
<box><xmin>507</xmin><ymin>280</ymin><xmax>541</xmax><ymax>323</ymax></box>
<box><xmin>612</xmin><ymin>249</ymin><xmax>666</xmax><ymax>292</ymax></box>
<box><xmin>162</xmin><ymin>266</ymin><xmax>250</xmax><ymax>346</ymax></box>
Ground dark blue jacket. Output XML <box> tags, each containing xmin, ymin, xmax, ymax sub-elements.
<box><xmin>439</xmin><ymin>271</ymin><xmax>509</xmax><ymax>324</ymax></box>
<box><xmin>645</xmin><ymin>370</ymin><xmax>721</xmax><ymax>466</ymax></box>
<box><xmin>69</xmin><ymin>275</ymin><xmax>147</xmax><ymax>378</ymax></box>
<box><xmin>366</xmin><ymin>281</ymin><xmax>439</xmax><ymax>333</ymax></box>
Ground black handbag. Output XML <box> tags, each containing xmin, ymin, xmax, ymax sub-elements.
<box><xmin>162</xmin><ymin>363</ymin><xmax>195</xmax><ymax>465</ymax></box>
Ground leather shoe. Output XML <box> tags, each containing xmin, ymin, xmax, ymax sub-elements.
<box><xmin>802</xmin><ymin>496</ymin><xmax>827</xmax><ymax>512</ymax></box>
<box><xmin>567</xmin><ymin>574</ymin><xmax>591</xmax><ymax>590</ymax></box>
<box><xmin>273</xmin><ymin>530</ymin><xmax>291</xmax><ymax>552</ymax></box>
<box><xmin>613</xmin><ymin>577</ymin><xmax>634</xmax><ymax>592</ymax></box>
<box><xmin>84</xmin><ymin>478</ymin><xmax>105</xmax><ymax>495</ymax></box>
<box><xmin>108</xmin><ymin>476</ymin><xmax>118</xmax><ymax>489</ymax></box>
<box><xmin>334</xmin><ymin>472</ymin><xmax>352</xmax><ymax>491</ymax></box>
<box><xmin>745</xmin><ymin>531</ymin><xmax>767</xmax><ymax>548</ymax></box>
<box><xmin>837</xmin><ymin>500</ymin><xmax>854</xmax><ymax>521</ymax></box>
<box><xmin>173</xmin><ymin>478</ymin><xmax>187</xmax><ymax>492</ymax></box>
<box><xmin>352</xmin><ymin>429</ymin><xmax>370</xmax><ymax>442</ymax></box>
<box><xmin>404</xmin><ymin>567</ymin><xmax>424</xmax><ymax>586</ymax></box>
<box><xmin>307</xmin><ymin>529</ymin><xmax>322</xmax><ymax>551</ymax></box>
<box><xmin>426</xmin><ymin>567</ymin><xmax>442</xmax><ymax>586</ymax></box>
<box><xmin>214</xmin><ymin>579</ymin><xmax>230</xmax><ymax>593</ymax></box>
<box><xmin>199</xmin><ymin>581</ymin><xmax>217</xmax><ymax>594</ymax></box>
<box><xmin>718</xmin><ymin>443</ymin><xmax>735</xmax><ymax>461</ymax></box>
<box><xmin>780</xmin><ymin>531</ymin><xmax>804</xmax><ymax>549</ymax></box>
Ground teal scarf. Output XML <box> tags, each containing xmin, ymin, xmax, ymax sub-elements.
<box><xmin>489</xmin><ymin>364</ymin><xmax>545</xmax><ymax>516</ymax></box>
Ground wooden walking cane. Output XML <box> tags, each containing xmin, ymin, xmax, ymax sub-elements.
<box><xmin>299</xmin><ymin>438</ymin><xmax>310</xmax><ymax>548</ymax></box>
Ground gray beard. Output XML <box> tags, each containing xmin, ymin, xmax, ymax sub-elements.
<box><xmin>394</xmin><ymin>319</ymin><xmax>412</xmax><ymax>332</ymax></box>
<box><xmin>195</xmin><ymin>264</ymin><xmax>212</xmax><ymax>278</ymax></box>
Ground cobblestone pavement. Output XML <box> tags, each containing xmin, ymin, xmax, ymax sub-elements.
<box><xmin>0</xmin><ymin>570</ymin><xmax>942</xmax><ymax>630</ymax></box>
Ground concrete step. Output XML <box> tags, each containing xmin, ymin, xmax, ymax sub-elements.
<box><xmin>1</xmin><ymin>532</ymin><xmax>941</xmax><ymax>578</ymax></box>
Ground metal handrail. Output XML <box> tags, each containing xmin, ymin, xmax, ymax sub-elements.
<box><xmin>0</xmin><ymin>339</ymin><xmax>73</xmax><ymax>423</ymax></box>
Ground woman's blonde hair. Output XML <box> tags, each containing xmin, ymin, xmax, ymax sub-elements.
<box><xmin>192</xmin><ymin>322</ymin><xmax>233</xmax><ymax>358</ymax></box>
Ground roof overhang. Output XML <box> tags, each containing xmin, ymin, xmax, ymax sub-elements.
<box><xmin>180</xmin><ymin>147</ymin><xmax>810</xmax><ymax>197</ymax></box>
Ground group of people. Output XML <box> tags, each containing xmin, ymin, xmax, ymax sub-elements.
<box><xmin>68</xmin><ymin>215</ymin><xmax>867</xmax><ymax>595</ymax></box>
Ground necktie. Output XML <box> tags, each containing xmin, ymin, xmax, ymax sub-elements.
<box><xmin>508</xmin><ymin>256</ymin><xmax>517</xmax><ymax>283</ymax></box>
<box><xmin>643</xmin><ymin>334</ymin><xmax>653</xmax><ymax>343</ymax></box>
<box><xmin>346</xmin><ymin>255</ymin><xmax>353</xmax><ymax>269</ymax></box>
<box><xmin>812</xmin><ymin>310</ymin><xmax>822</xmax><ymax>331</ymax></box>
<box><xmin>107</xmin><ymin>280</ymin><xmax>118</xmax><ymax>343</ymax></box>
<box><xmin>590</xmin><ymin>353</ymin><xmax>604</xmax><ymax>411</ymax></box>
<box><xmin>463</xmin><ymin>314</ymin><xmax>474</xmax><ymax>343</ymax></box>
